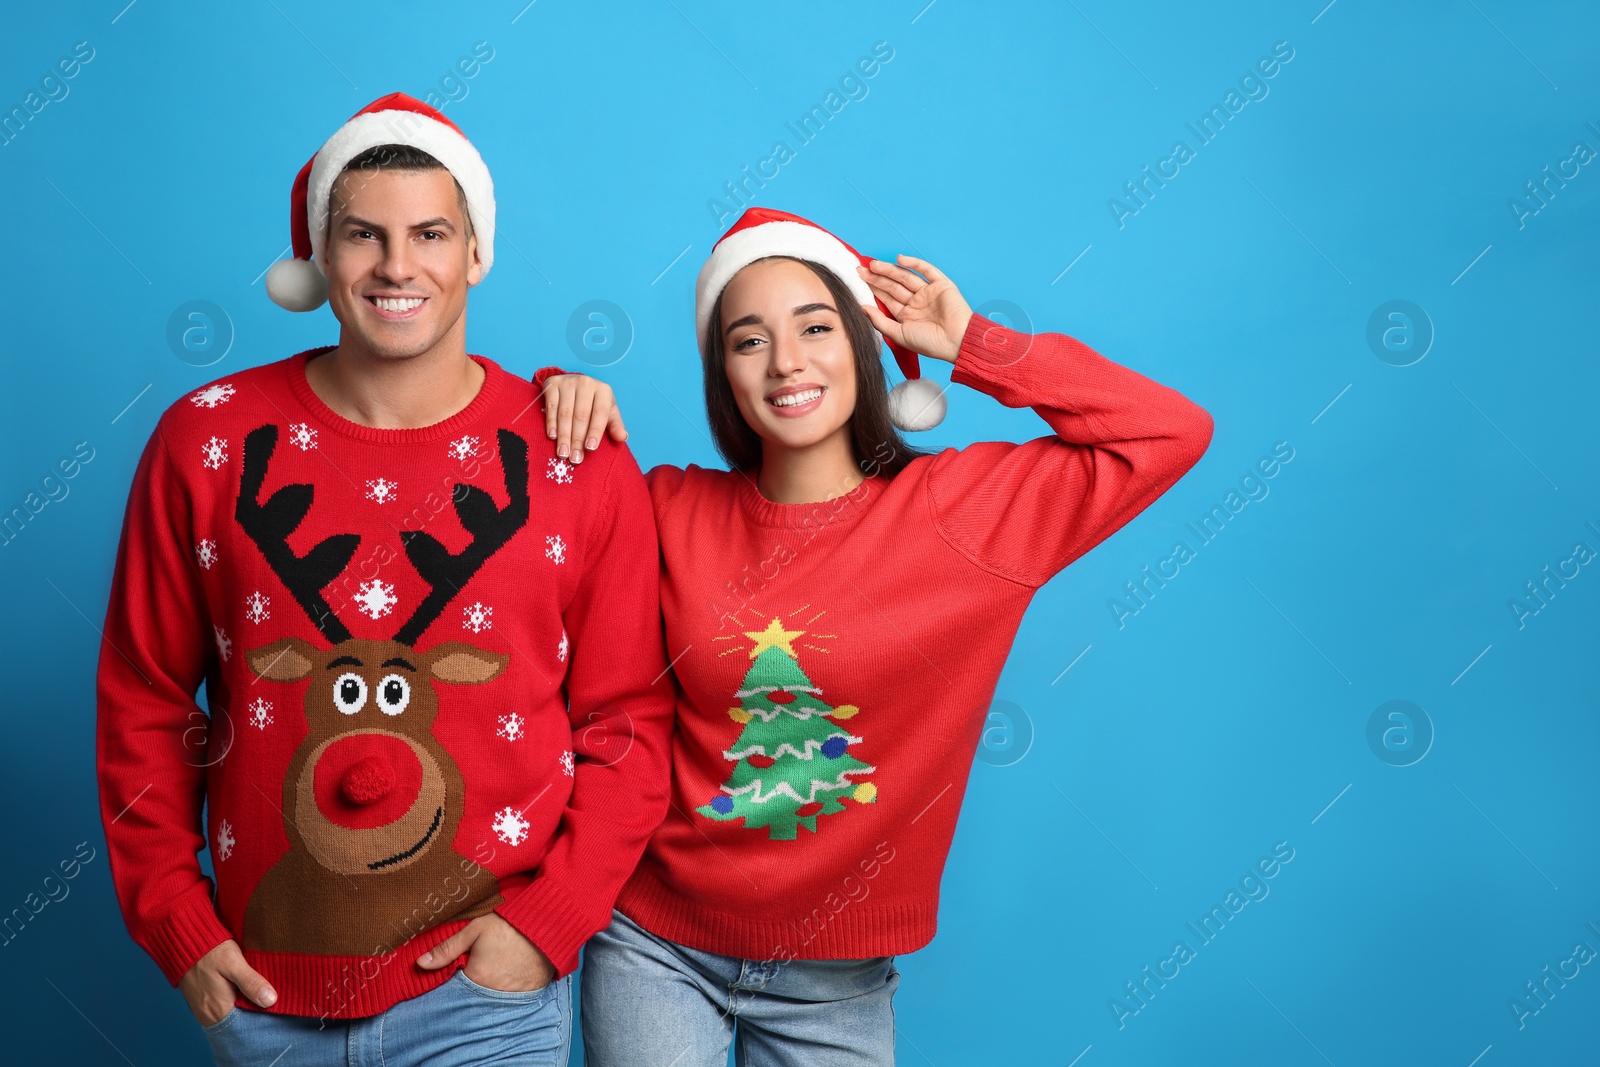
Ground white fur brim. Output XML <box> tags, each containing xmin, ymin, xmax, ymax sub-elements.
<box><xmin>305</xmin><ymin>109</ymin><xmax>495</xmax><ymax>277</ymax></box>
<box><xmin>696</xmin><ymin>221</ymin><xmax>876</xmax><ymax>354</ymax></box>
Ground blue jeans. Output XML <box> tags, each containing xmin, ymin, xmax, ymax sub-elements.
<box><xmin>580</xmin><ymin>909</ymin><xmax>899</xmax><ymax>1066</ymax></box>
<box><xmin>201</xmin><ymin>970</ymin><xmax>572</xmax><ymax>1067</ymax></box>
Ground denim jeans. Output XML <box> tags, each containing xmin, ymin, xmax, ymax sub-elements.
<box><xmin>580</xmin><ymin>909</ymin><xmax>900</xmax><ymax>1067</ymax></box>
<box><xmin>200</xmin><ymin>970</ymin><xmax>571</xmax><ymax>1067</ymax></box>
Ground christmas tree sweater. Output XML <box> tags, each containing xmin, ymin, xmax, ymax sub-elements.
<box><xmin>581</xmin><ymin>314</ymin><xmax>1212</xmax><ymax>961</ymax></box>
<box><xmin>95</xmin><ymin>348</ymin><xmax>674</xmax><ymax>1019</ymax></box>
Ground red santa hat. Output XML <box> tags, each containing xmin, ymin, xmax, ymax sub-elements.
<box><xmin>265</xmin><ymin>92</ymin><xmax>495</xmax><ymax>312</ymax></box>
<box><xmin>694</xmin><ymin>207</ymin><xmax>947</xmax><ymax>432</ymax></box>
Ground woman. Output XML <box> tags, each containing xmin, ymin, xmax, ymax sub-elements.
<box><xmin>534</xmin><ymin>207</ymin><xmax>1213</xmax><ymax>1064</ymax></box>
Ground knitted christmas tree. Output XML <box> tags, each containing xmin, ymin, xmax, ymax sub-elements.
<box><xmin>697</xmin><ymin>617</ymin><xmax>877</xmax><ymax>841</ymax></box>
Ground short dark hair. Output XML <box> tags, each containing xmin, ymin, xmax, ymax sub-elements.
<box><xmin>701</xmin><ymin>256</ymin><xmax>932</xmax><ymax>478</ymax></box>
<box><xmin>333</xmin><ymin>143</ymin><xmax>473</xmax><ymax>238</ymax></box>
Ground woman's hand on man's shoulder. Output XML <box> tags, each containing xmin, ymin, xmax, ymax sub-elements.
<box><xmin>540</xmin><ymin>372</ymin><xmax>629</xmax><ymax>465</ymax></box>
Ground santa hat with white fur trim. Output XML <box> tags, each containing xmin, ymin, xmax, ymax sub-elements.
<box><xmin>265</xmin><ymin>92</ymin><xmax>495</xmax><ymax>312</ymax></box>
<box><xmin>695</xmin><ymin>207</ymin><xmax>947</xmax><ymax>432</ymax></box>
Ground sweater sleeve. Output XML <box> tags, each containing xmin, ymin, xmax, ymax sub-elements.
<box><xmin>95</xmin><ymin>425</ymin><xmax>233</xmax><ymax>985</ymax></box>
<box><xmin>494</xmin><ymin>440</ymin><xmax>675</xmax><ymax>976</ymax></box>
<box><xmin>927</xmin><ymin>313</ymin><xmax>1214</xmax><ymax>588</ymax></box>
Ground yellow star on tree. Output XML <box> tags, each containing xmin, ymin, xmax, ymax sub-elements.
<box><xmin>745</xmin><ymin>617</ymin><xmax>804</xmax><ymax>659</ymax></box>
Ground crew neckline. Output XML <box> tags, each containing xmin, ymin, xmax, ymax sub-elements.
<box><xmin>734</xmin><ymin>468</ymin><xmax>889</xmax><ymax>529</ymax></box>
<box><xmin>286</xmin><ymin>347</ymin><xmax>504</xmax><ymax>444</ymax></box>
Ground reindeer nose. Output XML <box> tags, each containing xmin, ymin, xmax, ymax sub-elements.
<box><xmin>341</xmin><ymin>756</ymin><xmax>396</xmax><ymax>805</ymax></box>
<box><xmin>313</xmin><ymin>733</ymin><xmax>425</xmax><ymax>830</ymax></box>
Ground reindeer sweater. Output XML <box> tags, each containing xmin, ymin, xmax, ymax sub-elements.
<box><xmin>95</xmin><ymin>348</ymin><xmax>674</xmax><ymax>1019</ymax></box>
<box><xmin>592</xmin><ymin>315</ymin><xmax>1213</xmax><ymax>961</ymax></box>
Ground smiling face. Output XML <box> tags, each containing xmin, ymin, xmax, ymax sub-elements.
<box><xmin>322</xmin><ymin>166</ymin><xmax>481</xmax><ymax>363</ymax></box>
<box><xmin>719</xmin><ymin>257</ymin><xmax>859</xmax><ymax>453</ymax></box>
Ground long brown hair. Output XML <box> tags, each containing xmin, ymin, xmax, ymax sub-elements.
<box><xmin>701</xmin><ymin>256</ymin><xmax>933</xmax><ymax>477</ymax></box>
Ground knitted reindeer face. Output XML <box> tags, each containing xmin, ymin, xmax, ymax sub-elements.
<box><xmin>245</xmin><ymin>636</ymin><xmax>505</xmax><ymax>876</ymax></box>
<box><xmin>233</xmin><ymin>422</ymin><xmax>529</xmax><ymax>954</ymax></box>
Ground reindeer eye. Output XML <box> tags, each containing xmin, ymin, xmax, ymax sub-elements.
<box><xmin>376</xmin><ymin>673</ymin><xmax>411</xmax><ymax>716</ymax></box>
<box><xmin>333</xmin><ymin>672</ymin><xmax>368</xmax><ymax>714</ymax></box>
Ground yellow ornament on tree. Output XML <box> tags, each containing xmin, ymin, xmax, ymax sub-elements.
<box><xmin>729</xmin><ymin>706</ymin><xmax>752</xmax><ymax>724</ymax></box>
<box><xmin>831</xmin><ymin>704</ymin><xmax>859</xmax><ymax>720</ymax></box>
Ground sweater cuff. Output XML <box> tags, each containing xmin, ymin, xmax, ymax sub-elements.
<box><xmin>950</xmin><ymin>313</ymin><xmax>1033</xmax><ymax>397</ymax></box>
<box><xmin>494</xmin><ymin>874</ymin><xmax>595</xmax><ymax>978</ymax></box>
<box><xmin>141</xmin><ymin>882</ymin><xmax>232</xmax><ymax>986</ymax></box>
<box><xmin>531</xmin><ymin>365</ymin><xmax>568</xmax><ymax>397</ymax></box>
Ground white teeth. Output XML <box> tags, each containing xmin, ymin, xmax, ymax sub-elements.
<box><xmin>771</xmin><ymin>388</ymin><xmax>823</xmax><ymax>408</ymax></box>
<box><xmin>374</xmin><ymin>297</ymin><xmax>424</xmax><ymax>312</ymax></box>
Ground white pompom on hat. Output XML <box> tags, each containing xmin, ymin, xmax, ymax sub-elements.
<box><xmin>266</xmin><ymin>92</ymin><xmax>496</xmax><ymax>312</ymax></box>
<box><xmin>694</xmin><ymin>207</ymin><xmax>947</xmax><ymax>432</ymax></box>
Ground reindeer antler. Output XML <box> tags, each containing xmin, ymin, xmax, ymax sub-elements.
<box><xmin>235</xmin><ymin>425</ymin><xmax>361</xmax><ymax>643</ymax></box>
<box><xmin>393</xmin><ymin>429</ymin><xmax>531</xmax><ymax>647</ymax></box>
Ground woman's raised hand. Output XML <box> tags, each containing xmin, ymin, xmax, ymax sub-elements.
<box><xmin>857</xmin><ymin>255</ymin><xmax>974</xmax><ymax>364</ymax></box>
<box><xmin>541</xmin><ymin>373</ymin><xmax>628</xmax><ymax>464</ymax></box>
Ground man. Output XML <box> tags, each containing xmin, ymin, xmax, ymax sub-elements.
<box><xmin>95</xmin><ymin>93</ymin><xmax>672</xmax><ymax>1065</ymax></box>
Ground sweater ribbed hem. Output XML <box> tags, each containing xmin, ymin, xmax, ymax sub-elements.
<box><xmin>238</xmin><ymin>919</ymin><xmax>469</xmax><ymax>1020</ymax></box>
<box><xmin>142</xmin><ymin>885</ymin><xmax>234</xmax><ymax>986</ymax></box>
<box><xmin>495</xmin><ymin>874</ymin><xmax>596</xmax><ymax>978</ymax></box>
<box><xmin>615</xmin><ymin>869</ymin><xmax>937</xmax><ymax>962</ymax></box>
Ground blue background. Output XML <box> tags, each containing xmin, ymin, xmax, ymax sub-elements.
<box><xmin>2</xmin><ymin>0</ymin><xmax>1597</xmax><ymax>1063</ymax></box>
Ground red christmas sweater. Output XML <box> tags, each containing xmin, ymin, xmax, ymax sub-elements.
<box><xmin>95</xmin><ymin>348</ymin><xmax>674</xmax><ymax>1019</ymax></box>
<box><xmin>594</xmin><ymin>315</ymin><xmax>1212</xmax><ymax>960</ymax></box>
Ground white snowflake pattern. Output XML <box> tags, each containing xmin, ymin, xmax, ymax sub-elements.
<box><xmin>544</xmin><ymin>534</ymin><xmax>567</xmax><ymax>565</ymax></box>
<box><xmin>201</xmin><ymin>436</ymin><xmax>228</xmax><ymax>470</ymax></box>
<box><xmin>244</xmin><ymin>590</ymin><xmax>271</xmax><ymax>624</ymax></box>
<box><xmin>217</xmin><ymin>820</ymin><xmax>235</xmax><ymax>861</ymax></box>
<box><xmin>247</xmin><ymin>698</ymin><xmax>274</xmax><ymax>730</ymax></box>
<box><xmin>448</xmin><ymin>435</ymin><xmax>481</xmax><ymax>461</ymax></box>
<box><xmin>557</xmin><ymin>631</ymin><xmax>568</xmax><ymax>663</ymax></box>
<box><xmin>355</xmin><ymin>579</ymin><xmax>398</xmax><ymax>619</ymax></box>
<box><xmin>288</xmin><ymin>422</ymin><xmax>319</xmax><ymax>451</ymax></box>
<box><xmin>462</xmin><ymin>601</ymin><xmax>493</xmax><ymax>633</ymax></box>
<box><xmin>213</xmin><ymin>625</ymin><xmax>232</xmax><ymax>662</ymax></box>
<box><xmin>194</xmin><ymin>539</ymin><xmax>219</xmax><ymax>570</ymax></box>
<box><xmin>365</xmin><ymin>478</ymin><xmax>400</xmax><ymax>504</ymax></box>
<box><xmin>546</xmin><ymin>457</ymin><xmax>574</xmax><ymax>485</ymax></box>
<box><xmin>559</xmin><ymin>750</ymin><xmax>575</xmax><ymax>777</ymax></box>
<box><xmin>190</xmin><ymin>382</ymin><xmax>236</xmax><ymax>409</ymax></box>
<box><xmin>492</xmin><ymin>806</ymin><xmax>531</xmax><ymax>846</ymax></box>
<box><xmin>496</xmin><ymin>713</ymin><xmax>525</xmax><ymax>741</ymax></box>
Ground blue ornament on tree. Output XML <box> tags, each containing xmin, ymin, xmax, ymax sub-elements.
<box><xmin>710</xmin><ymin>794</ymin><xmax>734</xmax><ymax>814</ymax></box>
<box><xmin>821</xmin><ymin>735</ymin><xmax>848</xmax><ymax>759</ymax></box>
